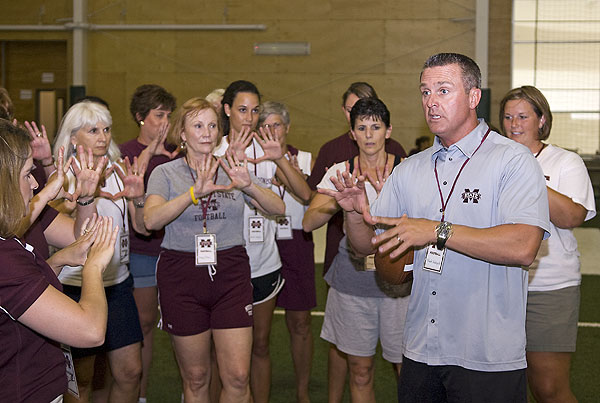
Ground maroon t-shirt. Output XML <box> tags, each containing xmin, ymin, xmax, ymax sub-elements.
<box><xmin>24</xmin><ymin>205</ymin><xmax>60</xmax><ymax>261</ymax></box>
<box><xmin>32</xmin><ymin>160</ymin><xmax>48</xmax><ymax>193</ymax></box>
<box><xmin>0</xmin><ymin>237</ymin><xmax>66</xmax><ymax>402</ymax></box>
<box><xmin>307</xmin><ymin>132</ymin><xmax>406</xmax><ymax>273</ymax></box>
<box><xmin>120</xmin><ymin>138</ymin><xmax>180</xmax><ymax>256</ymax></box>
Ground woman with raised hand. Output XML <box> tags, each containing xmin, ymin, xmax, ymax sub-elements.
<box><xmin>120</xmin><ymin>84</ymin><xmax>177</xmax><ymax>402</ymax></box>
<box><xmin>0</xmin><ymin>119</ymin><xmax>119</xmax><ymax>403</ymax></box>
<box><xmin>257</xmin><ymin>101</ymin><xmax>315</xmax><ymax>403</ymax></box>
<box><xmin>500</xmin><ymin>86</ymin><xmax>595</xmax><ymax>403</ymax></box>
<box><xmin>144</xmin><ymin>97</ymin><xmax>284</xmax><ymax>402</ymax></box>
<box><xmin>218</xmin><ymin>80</ymin><xmax>311</xmax><ymax>403</ymax></box>
<box><xmin>53</xmin><ymin>100</ymin><xmax>146</xmax><ymax>403</ymax></box>
<box><xmin>303</xmin><ymin>98</ymin><xmax>411</xmax><ymax>402</ymax></box>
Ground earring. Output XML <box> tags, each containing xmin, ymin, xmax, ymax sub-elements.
<box><xmin>140</xmin><ymin>120</ymin><xmax>145</xmax><ymax>126</ymax></box>
<box><xmin>71</xmin><ymin>143</ymin><xmax>76</xmax><ymax>154</ymax></box>
<box><xmin>180</xmin><ymin>140</ymin><xmax>187</xmax><ymax>150</ymax></box>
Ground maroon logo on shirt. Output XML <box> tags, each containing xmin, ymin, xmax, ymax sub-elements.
<box><xmin>277</xmin><ymin>217</ymin><xmax>289</xmax><ymax>226</ymax></box>
<box><xmin>251</xmin><ymin>220</ymin><xmax>262</xmax><ymax>229</ymax></box>
<box><xmin>461</xmin><ymin>188</ymin><xmax>481</xmax><ymax>203</ymax></box>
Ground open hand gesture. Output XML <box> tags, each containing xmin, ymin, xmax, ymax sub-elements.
<box><xmin>221</xmin><ymin>150</ymin><xmax>252</xmax><ymax>191</ymax></box>
<box><xmin>227</xmin><ymin>126</ymin><xmax>253</xmax><ymax>161</ymax></box>
<box><xmin>138</xmin><ymin>123</ymin><xmax>177</xmax><ymax>172</ymax></box>
<box><xmin>42</xmin><ymin>146</ymin><xmax>75</xmax><ymax>201</ymax></box>
<box><xmin>364</xmin><ymin>162</ymin><xmax>391</xmax><ymax>195</ymax></box>
<box><xmin>317</xmin><ymin>162</ymin><xmax>374</xmax><ymax>224</ymax></box>
<box><xmin>100</xmin><ymin>156</ymin><xmax>146</xmax><ymax>201</ymax></box>
<box><xmin>24</xmin><ymin>121</ymin><xmax>52</xmax><ymax>163</ymax></box>
<box><xmin>251</xmin><ymin>126</ymin><xmax>283</xmax><ymax>164</ymax></box>
<box><xmin>71</xmin><ymin>145</ymin><xmax>108</xmax><ymax>201</ymax></box>
<box><xmin>189</xmin><ymin>154</ymin><xmax>231</xmax><ymax>199</ymax></box>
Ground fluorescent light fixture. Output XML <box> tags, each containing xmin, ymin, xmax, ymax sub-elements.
<box><xmin>254</xmin><ymin>42</ymin><xmax>310</xmax><ymax>56</ymax></box>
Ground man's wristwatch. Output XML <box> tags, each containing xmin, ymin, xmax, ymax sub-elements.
<box><xmin>435</xmin><ymin>221</ymin><xmax>453</xmax><ymax>250</ymax></box>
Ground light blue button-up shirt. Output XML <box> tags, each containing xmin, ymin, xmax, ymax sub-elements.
<box><xmin>371</xmin><ymin>120</ymin><xmax>550</xmax><ymax>371</ymax></box>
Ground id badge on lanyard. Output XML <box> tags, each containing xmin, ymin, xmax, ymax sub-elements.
<box><xmin>275</xmin><ymin>215</ymin><xmax>293</xmax><ymax>240</ymax></box>
<box><xmin>195</xmin><ymin>233</ymin><xmax>217</xmax><ymax>265</ymax></box>
<box><xmin>120</xmin><ymin>232</ymin><xmax>129</xmax><ymax>264</ymax></box>
<box><xmin>62</xmin><ymin>345</ymin><xmax>80</xmax><ymax>398</ymax></box>
<box><xmin>248</xmin><ymin>216</ymin><xmax>265</xmax><ymax>243</ymax></box>
<box><xmin>423</xmin><ymin>245</ymin><xmax>445</xmax><ymax>274</ymax></box>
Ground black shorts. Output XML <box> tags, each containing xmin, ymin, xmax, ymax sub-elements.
<box><xmin>251</xmin><ymin>269</ymin><xmax>284</xmax><ymax>304</ymax></box>
<box><xmin>397</xmin><ymin>356</ymin><xmax>527</xmax><ymax>403</ymax></box>
<box><xmin>63</xmin><ymin>275</ymin><xmax>143</xmax><ymax>358</ymax></box>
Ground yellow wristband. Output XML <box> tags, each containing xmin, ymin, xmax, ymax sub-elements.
<box><xmin>190</xmin><ymin>186</ymin><xmax>199</xmax><ymax>205</ymax></box>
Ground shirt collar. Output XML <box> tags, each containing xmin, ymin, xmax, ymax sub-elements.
<box><xmin>432</xmin><ymin>119</ymin><xmax>490</xmax><ymax>161</ymax></box>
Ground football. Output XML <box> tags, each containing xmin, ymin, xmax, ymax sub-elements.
<box><xmin>374</xmin><ymin>247</ymin><xmax>414</xmax><ymax>285</ymax></box>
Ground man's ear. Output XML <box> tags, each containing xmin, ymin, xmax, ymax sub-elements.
<box><xmin>469</xmin><ymin>88</ymin><xmax>482</xmax><ymax>110</ymax></box>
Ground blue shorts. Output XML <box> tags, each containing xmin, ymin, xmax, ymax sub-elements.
<box><xmin>129</xmin><ymin>253</ymin><xmax>158</xmax><ymax>288</ymax></box>
<box><xmin>63</xmin><ymin>275</ymin><xmax>143</xmax><ymax>358</ymax></box>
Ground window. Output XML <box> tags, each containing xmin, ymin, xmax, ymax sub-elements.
<box><xmin>512</xmin><ymin>0</ymin><xmax>600</xmax><ymax>154</ymax></box>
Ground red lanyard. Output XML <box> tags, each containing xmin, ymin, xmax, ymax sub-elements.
<box><xmin>434</xmin><ymin>128</ymin><xmax>490</xmax><ymax>222</ymax></box>
<box><xmin>186</xmin><ymin>157</ymin><xmax>218</xmax><ymax>233</ymax></box>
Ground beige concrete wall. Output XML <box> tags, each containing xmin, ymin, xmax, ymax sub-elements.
<box><xmin>1</xmin><ymin>0</ymin><xmax>512</xmax><ymax>154</ymax></box>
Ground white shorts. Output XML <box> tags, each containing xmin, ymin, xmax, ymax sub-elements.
<box><xmin>320</xmin><ymin>287</ymin><xmax>410</xmax><ymax>363</ymax></box>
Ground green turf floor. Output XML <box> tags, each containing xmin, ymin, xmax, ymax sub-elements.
<box><xmin>146</xmin><ymin>271</ymin><xmax>600</xmax><ymax>402</ymax></box>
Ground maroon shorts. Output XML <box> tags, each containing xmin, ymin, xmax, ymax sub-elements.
<box><xmin>156</xmin><ymin>246</ymin><xmax>253</xmax><ymax>336</ymax></box>
<box><xmin>276</xmin><ymin>229</ymin><xmax>317</xmax><ymax>311</ymax></box>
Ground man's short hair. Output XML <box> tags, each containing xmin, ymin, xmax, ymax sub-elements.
<box><xmin>350</xmin><ymin>97</ymin><xmax>390</xmax><ymax>130</ymax></box>
<box><xmin>421</xmin><ymin>53</ymin><xmax>481</xmax><ymax>92</ymax></box>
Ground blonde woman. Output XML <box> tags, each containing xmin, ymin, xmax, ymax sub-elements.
<box><xmin>53</xmin><ymin>100</ymin><xmax>146</xmax><ymax>402</ymax></box>
<box><xmin>144</xmin><ymin>97</ymin><xmax>284</xmax><ymax>402</ymax></box>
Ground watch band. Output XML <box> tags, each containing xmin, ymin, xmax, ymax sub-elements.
<box><xmin>435</xmin><ymin>221</ymin><xmax>453</xmax><ymax>250</ymax></box>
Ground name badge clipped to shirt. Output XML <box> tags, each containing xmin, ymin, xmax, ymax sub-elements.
<box><xmin>195</xmin><ymin>233</ymin><xmax>217</xmax><ymax>266</ymax></box>
<box><xmin>275</xmin><ymin>215</ymin><xmax>293</xmax><ymax>240</ymax></box>
<box><xmin>363</xmin><ymin>254</ymin><xmax>376</xmax><ymax>271</ymax></box>
<box><xmin>248</xmin><ymin>216</ymin><xmax>265</xmax><ymax>243</ymax></box>
<box><xmin>119</xmin><ymin>232</ymin><xmax>129</xmax><ymax>264</ymax></box>
<box><xmin>423</xmin><ymin>245</ymin><xmax>445</xmax><ymax>274</ymax></box>
<box><xmin>62</xmin><ymin>345</ymin><xmax>80</xmax><ymax>398</ymax></box>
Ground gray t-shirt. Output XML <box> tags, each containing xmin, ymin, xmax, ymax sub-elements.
<box><xmin>147</xmin><ymin>158</ymin><xmax>254</xmax><ymax>252</ymax></box>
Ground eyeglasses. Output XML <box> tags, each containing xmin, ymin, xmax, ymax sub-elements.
<box><xmin>262</xmin><ymin>122</ymin><xmax>284</xmax><ymax>130</ymax></box>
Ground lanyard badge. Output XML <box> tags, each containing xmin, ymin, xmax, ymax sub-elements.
<box><xmin>248</xmin><ymin>216</ymin><xmax>265</xmax><ymax>243</ymax></box>
<box><xmin>119</xmin><ymin>231</ymin><xmax>129</xmax><ymax>264</ymax></box>
<box><xmin>275</xmin><ymin>215</ymin><xmax>293</xmax><ymax>240</ymax></box>
<box><xmin>195</xmin><ymin>233</ymin><xmax>217</xmax><ymax>265</ymax></box>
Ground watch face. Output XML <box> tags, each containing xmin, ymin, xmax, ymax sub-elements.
<box><xmin>438</xmin><ymin>222</ymin><xmax>452</xmax><ymax>239</ymax></box>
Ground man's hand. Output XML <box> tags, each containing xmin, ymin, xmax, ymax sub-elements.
<box><xmin>371</xmin><ymin>214</ymin><xmax>438</xmax><ymax>258</ymax></box>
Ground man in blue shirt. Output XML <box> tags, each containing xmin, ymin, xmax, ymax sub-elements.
<box><xmin>319</xmin><ymin>53</ymin><xmax>551</xmax><ymax>402</ymax></box>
